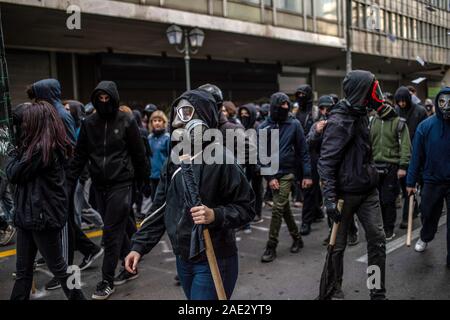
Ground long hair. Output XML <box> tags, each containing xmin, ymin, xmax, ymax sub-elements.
<box><xmin>21</xmin><ymin>101</ymin><xmax>73</xmax><ymax>165</ymax></box>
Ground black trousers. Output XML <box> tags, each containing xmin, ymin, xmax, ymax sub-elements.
<box><xmin>377</xmin><ymin>164</ymin><xmax>400</xmax><ymax>233</ymax></box>
<box><xmin>331</xmin><ymin>189</ymin><xmax>386</xmax><ymax>299</ymax></box>
<box><xmin>302</xmin><ymin>161</ymin><xmax>323</xmax><ymax>225</ymax></box>
<box><xmin>11</xmin><ymin>228</ymin><xmax>85</xmax><ymax>300</ymax></box>
<box><xmin>67</xmin><ymin>184</ymin><xmax>99</xmax><ymax>265</ymax></box>
<box><xmin>419</xmin><ymin>183</ymin><xmax>450</xmax><ymax>265</ymax></box>
<box><xmin>94</xmin><ymin>185</ymin><xmax>133</xmax><ymax>284</ymax></box>
<box><xmin>246</xmin><ymin>169</ymin><xmax>263</xmax><ymax>218</ymax></box>
<box><xmin>0</xmin><ymin>215</ymin><xmax>7</xmax><ymax>230</ymax></box>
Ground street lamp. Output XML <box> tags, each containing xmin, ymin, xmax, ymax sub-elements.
<box><xmin>166</xmin><ymin>24</ymin><xmax>205</xmax><ymax>91</ymax></box>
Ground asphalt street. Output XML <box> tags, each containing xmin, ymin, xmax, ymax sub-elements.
<box><xmin>0</xmin><ymin>203</ymin><xmax>449</xmax><ymax>300</ymax></box>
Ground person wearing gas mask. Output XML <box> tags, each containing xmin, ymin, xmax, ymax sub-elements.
<box><xmin>394</xmin><ymin>86</ymin><xmax>427</xmax><ymax>229</ymax></box>
<box><xmin>318</xmin><ymin>70</ymin><xmax>386</xmax><ymax>300</ymax></box>
<box><xmin>68</xmin><ymin>81</ymin><xmax>150</xmax><ymax>300</ymax></box>
<box><xmin>407</xmin><ymin>87</ymin><xmax>450</xmax><ymax>269</ymax></box>
<box><xmin>258</xmin><ymin>92</ymin><xmax>312</xmax><ymax>263</ymax></box>
<box><xmin>370</xmin><ymin>101</ymin><xmax>411</xmax><ymax>241</ymax></box>
<box><xmin>198</xmin><ymin>84</ymin><xmax>259</xmax><ymax>223</ymax></box>
<box><xmin>125</xmin><ymin>89</ymin><xmax>255</xmax><ymax>300</ymax></box>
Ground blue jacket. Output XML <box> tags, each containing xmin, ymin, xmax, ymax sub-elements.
<box><xmin>148</xmin><ymin>130</ymin><xmax>170</xmax><ymax>179</ymax></box>
<box><xmin>407</xmin><ymin>87</ymin><xmax>450</xmax><ymax>187</ymax></box>
<box><xmin>32</xmin><ymin>79</ymin><xmax>77</xmax><ymax>146</ymax></box>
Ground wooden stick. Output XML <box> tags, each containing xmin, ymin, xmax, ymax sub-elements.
<box><xmin>203</xmin><ymin>228</ymin><xmax>227</xmax><ymax>300</ymax></box>
<box><xmin>406</xmin><ymin>195</ymin><xmax>414</xmax><ymax>247</ymax></box>
<box><xmin>329</xmin><ymin>223</ymin><xmax>340</xmax><ymax>246</ymax></box>
<box><xmin>31</xmin><ymin>279</ymin><xmax>36</xmax><ymax>295</ymax></box>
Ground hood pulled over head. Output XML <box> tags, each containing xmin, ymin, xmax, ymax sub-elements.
<box><xmin>91</xmin><ymin>81</ymin><xmax>120</xmax><ymax>119</ymax></box>
<box><xmin>270</xmin><ymin>92</ymin><xmax>291</xmax><ymax>123</ymax></box>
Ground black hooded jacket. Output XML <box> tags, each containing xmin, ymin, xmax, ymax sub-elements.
<box><xmin>318</xmin><ymin>70</ymin><xmax>379</xmax><ymax>200</ymax></box>
<box><xmin>394</xmin><ymin>86</ymin><xmax>428</xmax><ymax>141</ymax></box>
<box><xmin>7</xmin><ymin>149</ymin><xmax>68</xmax><ymax>231</ymax></box>
<box><xmin>258</xmin><ymin>92</ymin><xmax>311</xmax><ymax>181</ymax></box>
<box><xmin>132</xmin><ymin>90</ymin><xmax>255</xmax><ymax>261</ymax></box>
<box><xmin>295</xmin><ymin>85</ymin><xmax>315</xmax><ymax>134</ymax></box>
<box><xmin>238</xmin><ymin>103</ymin><xmax>259</xmax><ymax>130</ymax></box>
<box><xmin>68</xmin><ymin>81</ymin><xmax>149</xmax><ymax>190</ymax></box>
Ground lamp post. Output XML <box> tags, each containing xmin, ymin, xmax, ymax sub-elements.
<box><xmin>166</xmin><ymin>25</ymin><xmax>205</xmax><ymax>91</ymax></box>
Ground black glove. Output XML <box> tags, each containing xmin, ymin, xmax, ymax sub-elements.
<box><xmin>324</xmin><ymin>199</ymin><xmax>341</xmax><ymax>223</ymax></box>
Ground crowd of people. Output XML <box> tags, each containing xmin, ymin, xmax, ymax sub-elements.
<box><xmin>0</xmin><ymin>69</ymin><xmax>449</xmax><ymax>301</ymax></box>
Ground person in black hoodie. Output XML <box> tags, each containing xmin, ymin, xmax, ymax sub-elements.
<box><xmin>394</xmin><ymin>86</ymin><xmax>428</xmax><ymax>229</ymax></box>
<box><xmin>8</xmin><ymin>101</ymin><xmax>85</xmax><ymax>300</ymax></box>
<box><xmin>318</xmin><ymin>70</ymin><xmax>386</xmax><ymax>300</ymax></box>
<box><xmin>125</xmin><ymin>89</ymin><xmax>255</xmax><ymax>300</ymax></box>
<box><xmin>259</xmin><ymin>92</ymin><xmax>312</xmax><ymax>263</ymax></box>
<box><xmin>68</xmin><ymin>81</ymin><xmax>150</xmax><ymax>300</ymax></box>
<box><xmin>238</xmin><ymin>103</ymin><xmax>263</xmax><ymax>225</ymax></box>
<box><xmin>294</xmin><ymin>85</ymin><xmax>323</xmax><ymax>234</ymax></box>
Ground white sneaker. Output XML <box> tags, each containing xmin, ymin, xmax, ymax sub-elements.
<box><xmin>415</xmin><ymin>239</ymin><xmax>428</xmax><ymax>252</ymax></box>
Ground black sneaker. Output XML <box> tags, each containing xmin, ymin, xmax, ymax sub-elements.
<box><xmin>45</xmin><ymin>277</ymin><xmax>61</xmax><ymax>291</ymax></box>
<box><xmin>35</xmin><ymin>257</ymin><xmax>46</xmax><ymax>267</ymax></box>
<box><xmin>385</xmin><ymin>230</ymin><xmax>396</xmax><ymax>241</ymax></box>
<box><xmin>331</xmin><ymin>288</ymin><xmax>345</xmax><ymax>300</ymax></box>
<box><xmin>300</xmin><ymin>223</ymin><xmax>311</xmax><ymax>236</ymax></box>
<box><xmin>174</xmin><ymin>275</ymin><xmax>181</xmax><ymax>286</ymax></box>
<box><xmin>92</xmin><ymin>280</ymin><xmax>115</xmax><ymax>300</ymax></box>
<box><xmin>290</xmin><ymin>237</ymin><xmax>304</xmax><ymax>253</ymax></box>
<box><xmin>261</xmin><ymin>247</ymin><xmax>276</xmax><ymax>263</ymax></box>
<box><xmin>114</xmin><ymin>269</ymin><xmax>139</xmax><ymax>286</ymax></box>
<box><xmin>79</xmin><ymin>247</ymin><xmax>104</xmax><ymax>271</ymax></box>
<box><xmin>251</xmin><ymin>216</ymin><xmax>264</xmax><ymax>225</ymax></box>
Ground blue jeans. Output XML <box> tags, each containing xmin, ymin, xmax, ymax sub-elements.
<box><xmin>176</xmin><ymin>254</ymin><xmax>238</xmax><ymax>300</ymax></box>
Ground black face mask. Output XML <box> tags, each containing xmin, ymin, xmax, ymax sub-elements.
<box><xmin>240</xmin><ymin>116</ymin><xmax>251</xmax><ymax>129</ymax></box>
<box><xmin>95</xmin><ymin>100</ymin><xmax>117</xmax><ymax>118</ymax></box>
<box><xmin>270</xmin><ymin>105</ymin><xmax>289</xmax><ymax>123</ymax></box>
<box><xmin>296</xmin><ymin>95</ymin><xmax>307</xmax><ymax>106</ymax></box>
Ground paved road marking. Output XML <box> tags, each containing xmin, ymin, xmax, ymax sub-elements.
<box><xmin>356</xmin><ymin>215</ymin><xmax>447</xmax><ymax>264</ymax></box>
<box><xmin>0</xmin><ymin>229</ymin><xmax>104</xmax><ymax>259</ymax></box>
<box><xmin>251</xmin><ymin>225</ymin><xmax>269</xmax><ymax>232</ymax></box>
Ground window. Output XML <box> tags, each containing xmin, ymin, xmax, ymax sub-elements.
<box><xmin>316</xmin><ymin>0</ymin><xmax>337</xmax><ymax>20</ymax></box>
<box><xmin>276</xmin><ymin>0</ymin><xmax>302</xmax><ymax>13</ymax></box>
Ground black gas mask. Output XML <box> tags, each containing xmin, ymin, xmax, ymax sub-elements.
<box><xmin>172</xmin><ymin>99</ymin><xmax>209</xmax><ymax>154</ymax></box>
<box><xmin>437</xmin><ymin>94</ymin><xmax>450</xmax><ymax>120</ymax></box>
<box><xmin>366</xmin><ymin>80</ymin><xmax>384</xmax><ymax>112</ymax></box>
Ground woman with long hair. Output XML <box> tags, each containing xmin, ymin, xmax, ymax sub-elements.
<box><xmin>8</xmin><ymin>101</ymin><xmax>85</xmax><ymax>300</ymax></box>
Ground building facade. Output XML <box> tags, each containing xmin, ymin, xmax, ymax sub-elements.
<box><xmin>1</xmin><ymin>0</ymin><xmax>449</xmax><ymax>108</ymax></box>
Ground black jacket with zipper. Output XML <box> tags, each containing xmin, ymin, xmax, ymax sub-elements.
<box><xmin>131</xmin><ymin>89</ymin><xmax>255</xmax><ymax>262</ymax></box>
<box><xmin>318</xmin><ymin>70</ymin><xmax>379</xmax><ymax>201</ymax></box>
<box><xmin>68</xmin><ymin>81</ymin><xmax>149</xmax><ymax>190</ymax></box>
<box><xmin>7</xmin><ymin>150</ymin><xmax>68</xmax><ymax>231</ymax></box>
